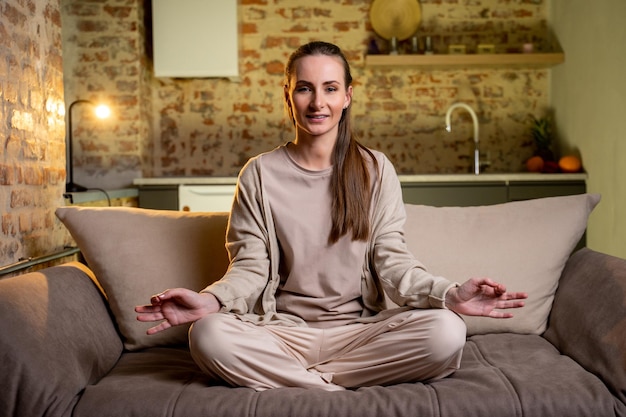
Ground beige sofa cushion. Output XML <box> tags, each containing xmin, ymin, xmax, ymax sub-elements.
<box><xmin>403</xmin><ymin>193</ymin><xmax>600</xmax><ymax>335</ymax></box>
<box><xmin>57</xmin><ymin>193</ymin><xmax>599</xmax><ymax>349</ymax></box>
<box><xmin>56</xmin><ymin>207</ymin><xmax>230</xmax><ymax>351</ymax></box>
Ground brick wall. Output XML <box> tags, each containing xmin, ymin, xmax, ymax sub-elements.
<box><xmin>61</xmin><ymin>0</ymin><xmax>152</xmax><ymax>190</ymax></box>
<box><xmin>149</xmin><ymin>0</ymin><xmax>551</xmax><ymax>177</ymax></box>
<box><xmin>0</xmin><ymin>0</ymin><xmax>69</xmax><ymax>267</ymax></box>
<box><xmin>1</xmin><ymin>0</ymin><xmax>552</xmax><ymax>267</ymax></box>
<box><xmin>60</xmin><ymin>0</ymin><xmax>551</xmax><ymax>184</ymax></box>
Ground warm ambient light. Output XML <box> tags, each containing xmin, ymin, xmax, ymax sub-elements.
<box><xmin>65</xmin><ymin>100</ymin><xmax>111</xmax><ymax>193</ymax></box>
<box><xmin>94</xmin><ymin>104</ymin><xmax>111</xmax><ymax>119</ymax></box>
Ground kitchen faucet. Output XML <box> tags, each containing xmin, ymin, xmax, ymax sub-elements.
<box><xmin>445</xmin><ymin>102</ymin><xmax>480</xmax><ymax>175</ymax></box>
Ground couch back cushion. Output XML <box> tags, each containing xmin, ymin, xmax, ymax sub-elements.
<box><xmin>57</xmin><ymin>194</ymin><xmax>598</xmax><ymax>349</ymax></box>
<box><xmin>56</xmin><ymin>207</ymin><xmax>231</xmax><ymax>351</ymax></box>
<box><xmin>0</xmin><ymin>263</ymin><xmax>123</xmax><ymax>417</ymax></box>
<box><xmin>544</xmin><ymin>248</ymin><xmax>626</xmax><ymax>405</ymax></box>
<box><xmin>403</xmin><ymin>193</ymin><xmax>600</xmax><ymax>335</ymax></box>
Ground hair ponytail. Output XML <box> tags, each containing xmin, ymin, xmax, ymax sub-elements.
<box><xmin>285</xmin><ymin>41</ymin><xmax>378</xmax><ymax>243</ymax></box>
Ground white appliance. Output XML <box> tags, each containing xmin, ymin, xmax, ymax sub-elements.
<box><xmin>178</xmin><ymin>184</ymin><xmax>236</xmax><ymax>212</ymax></box>
<box><xmin>152</xmin><ymin>0</ymin><xmax>239</xmax><ymax>79</ymax></box>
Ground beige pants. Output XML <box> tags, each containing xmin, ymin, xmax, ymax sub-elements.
<box><xmin>188</xmin><ymin>309</ymin><xmax>466</xmax><ymax>391</ymax></box>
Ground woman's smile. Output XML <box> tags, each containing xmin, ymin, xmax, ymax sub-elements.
<box><xmin>307</xmin><ymin>113</ymin><xmax>329</xmax><ymax>121</ymax></box>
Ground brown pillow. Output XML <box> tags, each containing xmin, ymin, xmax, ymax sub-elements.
<box><xmin>56</xmin><ymin>206</ymin><xmax>230</xmax><ymax>350</ymax></box>
<box><xmin>0</xmin><ymin>263</ymin><xmax>123</xmax><ymax>416</ymax></box>
<box><xmin>403</xmin><ymin>193</ymin><xmax>600</xmax><ymax>335</ymax></box>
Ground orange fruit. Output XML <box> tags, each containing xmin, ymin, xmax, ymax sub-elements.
<box><xmin>558</xmin><ymin>155</ymin><xmax>582</xmax><ymax>173</ymax></box>
<box><xmin>526</xmin><ymin>155</ymin><xmax>544</xmax><ymax>172</ymax></box>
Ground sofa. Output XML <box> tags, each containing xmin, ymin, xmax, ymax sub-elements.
<box><xmin>1</xmin><ymin>193</ymin><xmax>625</xmax><ymax>417</ymax></box>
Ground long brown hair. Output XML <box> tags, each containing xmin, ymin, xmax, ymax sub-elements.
<box><xmin>284</xmin><ymin>41</ymin><xmax>378</xmax><ymax>243</ymax></box>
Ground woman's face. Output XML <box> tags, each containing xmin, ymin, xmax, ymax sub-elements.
<box><xmin>285</xmin><ymin>54</ymin><xmax>352</xmax><ymax>143</ymax></box>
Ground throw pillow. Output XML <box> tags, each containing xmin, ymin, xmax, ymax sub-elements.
<box><xmin>402</xmin><ymin>193</ymin><xmax>600</xmax><ymax>335</ymax></box>
<box><xmin>56</xmin><ymin>207</ymin><xmax>230</xmax><ymax>351</ymax></box>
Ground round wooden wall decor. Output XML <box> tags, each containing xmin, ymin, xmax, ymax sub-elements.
<box><xmin>369</xmin><ymin>0</ymin><xmax>422</xmax><ymax>41</ymax></box>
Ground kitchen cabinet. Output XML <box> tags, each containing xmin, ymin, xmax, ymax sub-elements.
<box><xmin>137</xmin><ymin>185</ymin><xmax>178</xmax><ymax>210</ymax></box>
<box><xmin>508</xmin><ymin>181</ymin><xmax>586</xmax><ymax>201</ymax></box>
<box><xmin>138</xmin><ymin>184</ymin><xmax>235</xmax><ymax>212</ymax></box>
<box><xmin>401</xmin><ymin>177</ymin><xmax>585</xmax><ymax>207</ymax></box>
<box><xmin>136</xmin><ymin>174</ymin><xmax>586</xmax><ymax>210</ymax></box>
<box><xmin>136</xmin><ymin>177</ymin><xmax>238</xmax><ymax>211</ymax></box>
<box><xmin>402</xmin><ymin>182</ymin><xmax>507</xmax><ymax>207</ymax></box>
<box><xmin>179</xmin><ymin>184</ymin><xmax>236</xmax><ymax>212</ymax></box>
<box><xmin>136</xmin><ymin>174</ymin><xmax>588</xmax><ymax>247</ymax></box>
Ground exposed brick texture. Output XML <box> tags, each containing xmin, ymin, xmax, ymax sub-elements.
<box><xmin>145</xmin><ymin>1</ymin><xmax>551</xmax><ymax>177</ymax></box>
<box><xmin>59</xmin><ymin>0</ymin><xmax>551</xmax><ymax>183</ymax></box>
<box><xmin>61</xmin><ymin>0</ymin><xmax>152</xmax><ymax>190</ymax></box>
<box><xmin>0</xmin><ymin>0</ymin><xmax>70</xmax><ymax>266</ymax></box>
<box><xmin>2</xmin><ymin>0</ymin><xmax>553</xmax><ymax>267</ymax></box>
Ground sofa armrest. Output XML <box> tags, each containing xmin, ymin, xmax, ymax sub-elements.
<box><xmin>544</xmin><ymin>248</ymin><xmax>626</xmax><ymax>407</ymax></box>
<box><xmin>0</xmin><ymin>262</ymin><xmax>123</xmax><ymax>417</ymax></box>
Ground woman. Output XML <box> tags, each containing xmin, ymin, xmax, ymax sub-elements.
<box><xmin>136</xmin><ymin>41</ymin><xmax>527</xmax><ymax>391</ymax></box>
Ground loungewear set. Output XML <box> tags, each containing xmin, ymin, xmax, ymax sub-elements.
<box><xmin>189</xmin><ymin>144</ymin><xmax>466</xmax><ymax>391</ymax></box>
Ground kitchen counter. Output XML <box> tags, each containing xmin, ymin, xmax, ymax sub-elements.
<box><xmin>133</xmin><ymin>177</ymin><xmax>238</xmax><ymax>186</ymax></box>
<box><xmin>399</xmin><ymin>172</ymin><xmax>587</xmax><ymax>183</ymax></box>
<box><xmin>134</xmin><ymin>173</ymin><xmax>587</xmax><ymax>211</ymax></box>
<box><xmin>133</xmin><ymin>172</ymin><xmax>587</xmax><ymax>186</ymax></box>
<box><xmin>64</xmin><ymin>188</ymin><xmax>139</xmax><ymax>205</ymax></box>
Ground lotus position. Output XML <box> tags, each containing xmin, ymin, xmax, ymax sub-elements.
<box><xmin>136</xmin><ymin>41</ymin><xmax>527</xmax><ymax>391</ymax></box>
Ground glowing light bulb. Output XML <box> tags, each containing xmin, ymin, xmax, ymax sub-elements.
<box><xmin>94</xmin><ymin>104</ymin><xmax>111</xmax><ymax>119</ymax></box>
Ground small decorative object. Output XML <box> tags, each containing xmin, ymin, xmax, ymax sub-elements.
<box><xmin>558</xmin><ymin>155</ymin><xmax>583</xmax><ymax>173</ymax></box>
<box><xmin>531</xmin><ymin>115</ymin><xmax>555</xmax><ymax>161</ymax></box>
<box><xmin>523</xmin><ymin>43</ymin><xmax>534</xmax><ymax>53</ymax></box>
<box><xmin>424</xmin><ymin>35</ymin><xmax>434</xmax><ymax>55</ymax></box>
<box><xmin>525</xmin><ymin>155</ymin><xmax>545</xmax><ymax>173</ymax></box>
<box><xmin>370</xmin><ymin>0</ymin><xmax>422</xmax><ymax>55</ymax></box>
<box><xmin>448</xmin><ymin>44</ymin><xmax>467</xmax><ymax>55</ymax></box>
<box><xmin>526</xmin><ymin>115</ymin><xmax>559</xmax><ymax>173</ymax></box>
<box><xmin>390</xmin><ymin>37</ymin><xmax>399</xmax><ymax>55</ymax></box>
<box><xmin>477</xmin><ymin>44</ymin><xmax>496</xmax><ymax>54</ymax></box>
<box><xmin>411</xmin><ymin>35</ymin><xmax>419</xmax><ymax>54</ymax></box>
<box><xmin>367</xmin><ymin>38</ymin><xmax>380</xmax><ymax>55</ymax></box>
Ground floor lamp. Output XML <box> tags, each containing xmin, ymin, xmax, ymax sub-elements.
<box><xmin>65</xmin><ymin>100</ymin><xmax>111</xmax><ymax>193</ymax></box>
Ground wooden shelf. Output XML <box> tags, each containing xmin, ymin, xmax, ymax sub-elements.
<box><xmin>364</xmin><ymin>51</ymin><xmax>565</xmax><ymax>69</ymax></box>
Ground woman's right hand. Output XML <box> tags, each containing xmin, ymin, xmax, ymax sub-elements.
<box><xmin>135</xmin><ymin>289</ymin><xmax>221</xmax><ymax>335</ymax></box>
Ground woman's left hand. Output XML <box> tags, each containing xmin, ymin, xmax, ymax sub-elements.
<box><xmin>445</xmin><ymin>278</ymin><xmax>528</xmax><ymax>318</ymax></box>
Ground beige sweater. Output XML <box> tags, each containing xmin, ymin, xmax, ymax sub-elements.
<box><xmin>261</xmin><ymin>146</ymin><xmax>367</xmax><ymax>328</ymax></box>
<box><xmin>203</xmin><ymin>145</ymin><xmax>456</xmax><ymax>327</ymax></box>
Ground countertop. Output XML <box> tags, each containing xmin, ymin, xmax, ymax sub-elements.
<box><xmin>398</xmin><ymin>172</ymin><xmax>587</xmax><ymax>183</ymax></box>
<box><xmin>133</xmin><ymin>172</ymin><xmax>587</xmax><ymax>186</ymax></box>
<box><xmin>63</xmin><ymin>187</ymin><xmax>139</xmax><ymax>204</ymax></box>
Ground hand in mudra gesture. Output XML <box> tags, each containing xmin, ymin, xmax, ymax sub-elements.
<box><xmin>445</xmin><ymin>277</ymin><xmax>528</xmax><ymax>318</ymax></box>
<box><xmin>135</xmin><ymin>289</ymin><xmax>220</xmax><ymax>335</ymax></box>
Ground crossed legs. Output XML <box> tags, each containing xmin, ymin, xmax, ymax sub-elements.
<box><xmin>188</xmin><ymin>309</ymin><xmax>466</xmax><ymax>391</ymax></box>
